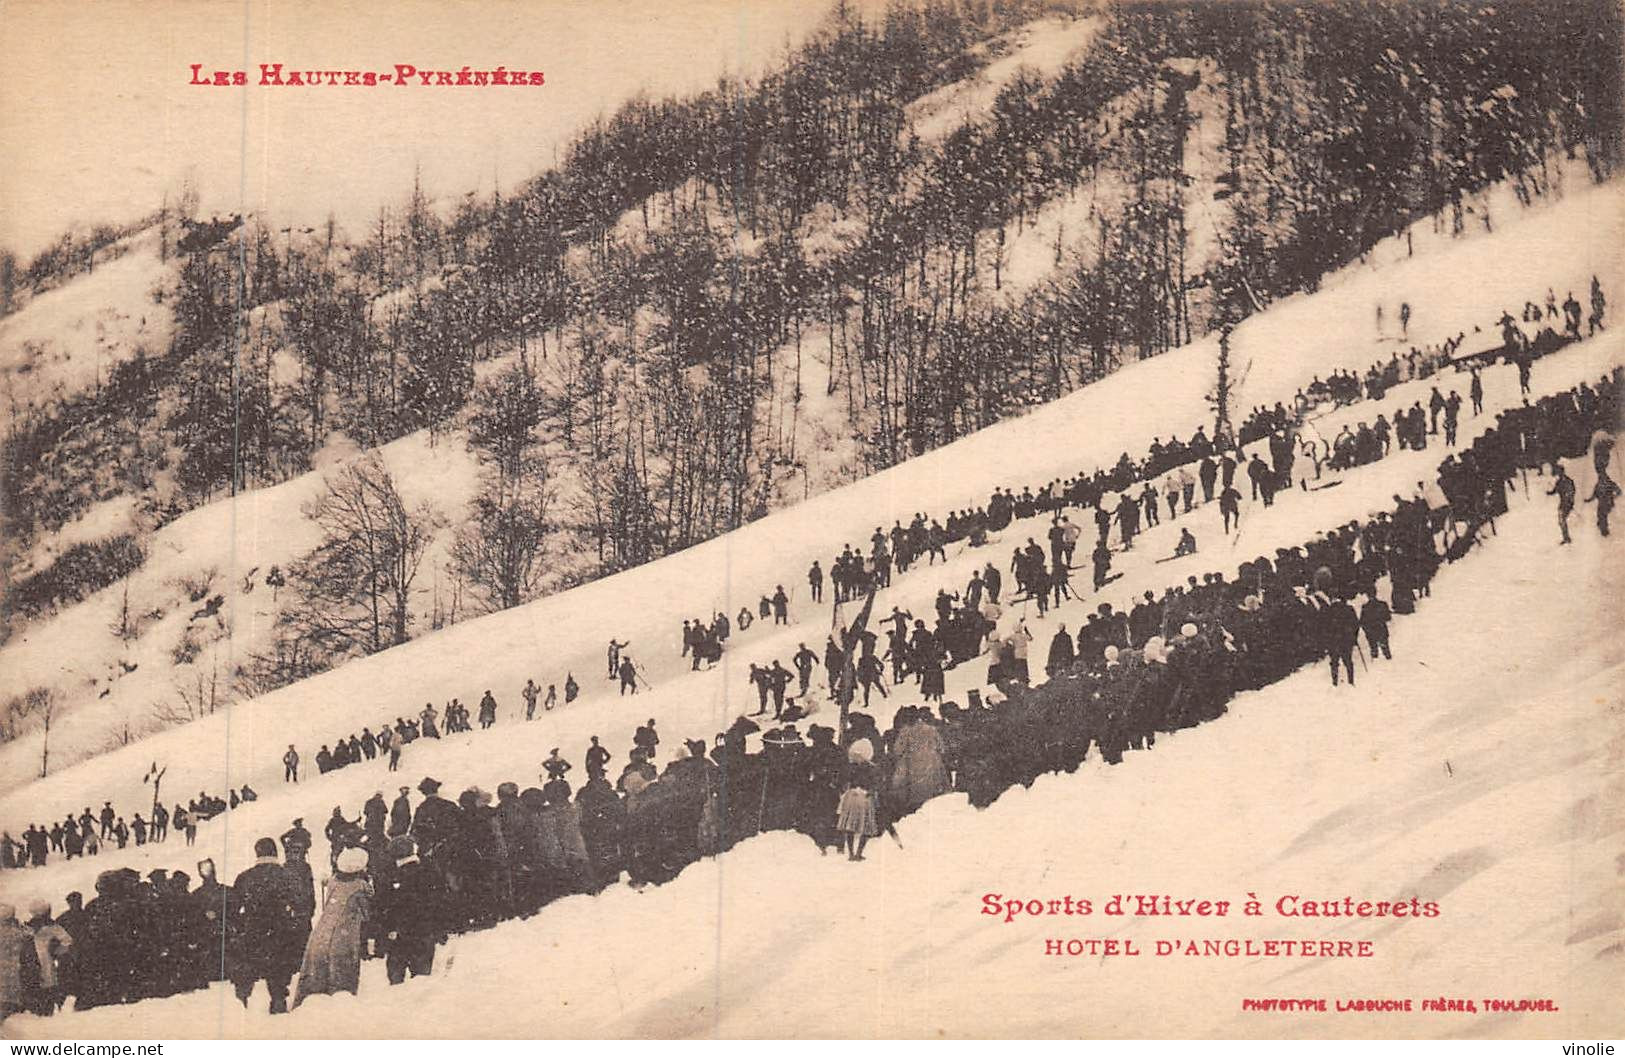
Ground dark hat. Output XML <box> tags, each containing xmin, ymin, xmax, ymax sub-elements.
<box><xmin>418</xmin><ymin>777</ymin><xmax>441</xmax><ymax>794</ymax></box>
<box><xmin>387</xmin><ymin>835</ymin><xmax>417</xmax><ymax>860</ymax></box>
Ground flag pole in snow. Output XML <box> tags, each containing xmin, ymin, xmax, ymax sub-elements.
<box><xmin>834</xmin><ymin>588</ymin><xmax>877</xmax><ymax>747</ymax></box>
<box><xmin>144</xmin><ymin>762</ymin><xmax>166</xmax><ymax>818</ymax></box>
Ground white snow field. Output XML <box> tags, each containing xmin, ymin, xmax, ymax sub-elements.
<box><xmin>5</xmin><ymin>397</ymin><xmax>1620</xmax><ymax>1039</ymax></box>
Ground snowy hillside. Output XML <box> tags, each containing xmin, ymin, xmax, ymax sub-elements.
<box><xmin>1</xmin><ymin>162</ymin><xmax>1619</xmax><ymax>884</ymax></box>
<box><xmin>0</xmin><ymin>230</ymin><xmax>170</xmax><ymax>431</ymax></box>
<box><xmin>0</xmin><ymin>172</ymin><xmax>1619</xmax><ymax>1043</ymax></box>
<box><xmin>5</xmin><ymin>302</ymin><xmax>1620</xmax><ymax>1038</ymax></box>
<box><xmin>2</xmin><ymin>169</ymin><xmax>1619</xmax><ymax>791</ymax></box>
<box><xmin>10</xmin><ymin>464</ymin><xmax>1618</xmax><ymax>1039</ymax></box>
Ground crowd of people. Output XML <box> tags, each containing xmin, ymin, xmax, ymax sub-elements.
<box><xmin>7</xmin><ymin>288</ymin><xmax>1607</xmax><ymax>870</ymax></box>
<box><xmin>2</xmin><ymin>788</ymin><xmax>257</xmax><ymax>871</ymax></box>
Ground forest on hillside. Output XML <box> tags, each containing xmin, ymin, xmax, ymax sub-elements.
<box><xmin>2</xmin><ymin>0</ymin><xmax>1618</xmax><ymax>689</ymax></box>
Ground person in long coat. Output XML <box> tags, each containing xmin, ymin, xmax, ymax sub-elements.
<box><xmin>889</xmin><ymin>712</ymin><xmax>952</xmax><ymax>814</ymax></box>
<box><xmin>536</xmin><ymin>781</ymin><xmax>593</xmax><ymax>895</ymax></box>
<box><xmin>293</xmin><ymin>847</ymin><xmax>372</xmax><ymax>1007</ymax></box>
<box><xmin>575</xmin><ymin>775</ymin><xmax>626</xmax><ymax>888</ymax></box>
<box><xmin>228</xmin><ymin>839</ymin><xmax>308</xmax><ymax>1015</ymax></box>
<box><xmin>0</xmin><ymin>903</ymin><xmax>42</xmax><ymax>1018</ymax></box>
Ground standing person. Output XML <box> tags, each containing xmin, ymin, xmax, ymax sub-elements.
<box><xmin>389</xmin><ymin>787</ymin><xmax>413</xmax><ymax>837</ymax></box>
<box><xmin>836</xmin><ymin>765</ymin><xmax>879</xmax><ymax>862</ymax></box>
<box><xmin>1199</xmin><ymin>454</ymin><xmax>1218</xmax><ymax>504</ymax></box>
<box><xmin>1428</xmin><ymin>386</ymin><xmax>1446</xmax><ymax>435</ymax></box>
<box><xmin>1219</xmin><ymin>485</ymin><xmax>1242</xmax><ymax>534</ymax></box>
<box><xmin>227</xmin><ymin>838</ymin><xmax>307</xmax><ymax>1015</ymax></box>
<box><xmin>27</xmin><ymin>900</ymin><xmax>73</xmax><ymax>1014</ymax></box>
<box><xmin>1091</xmin><ymin>539</ymin><xmax>1113</xmax><ymax>591</ymax></box>
<box><xmin>1589</xmin><ymin>275</ymin><xmax>1606</xmax><ymax>334</ymax></box>
<box><xmin>1324</xmin><ymin>594</ymin><xmax>1361</xmax><ymax>687</ymax></box>
<box><xmin>1359</xmin><ymin>593</ymin><xmax>1393</xmax><ymax>661</ymax></box>
<box><xmin>1584</xmin><ymin>473</ymin><xmax>1621</xmax><ymax>537</ymax></box>
<box><xmin>606</xmin><ymin>639</ymin><xmax>628</xmax><ymax>680</ymax></box>
<box><xmin>1443</xmin><ymin>390</ymin><xmax>1462</xmax><ymax>446</ymax></box>
<box><xmin>376</xmin><ymin>836</ymin><xmax>439</xmax><ymax>985</ymax></box>
<box><xmin>1469</xmin><ymin>368</ymin><xmax>1484</xmax><ymax>416</ymax></box>
<box><xmin>1248</xmin><ymin>454</ymin><xmax>1274</xmax><ymax>506</ymax></box>
<box><xmin>633</xmin><ymin>719</ymin><xmax>660</xmax><ymax>762</ymax></box>
<box><xmin>1548</xmin><ymin>464</ymin><xmax>1576</xmax><ymax>544</ymax></box>
<box><xmin>293</xmin><ymin>847</ymin><xmax>372</xmax><ymax>1008</ymax></box>
<box><xmin>585</xmin><ymin>737</ymin><xmax>611</xmax><ymax>781</ymax></box>
<box><xmin>564</xmin><ymin>673</ymin><xmax>579</xmax><ymax>704</ymax></box>
<box><xmin>889</xmin><ymin>711</ymin><xmax>951</xmax><ymax>815</ymax></box>
<box><xmin>772</xmin><ymin>585</ymin><xmax>790</xmax><ymax>625</ymax></box>
<box><xmin>0</xmin><ymin>903</ymin><xmax>40</xmax><ymax>1018</ymax></box>
<box><xmin>175</xmin><ymin>804</ymin><xmax>196</xmax><ymax>847</ymax></box>
<box><xmin>808</xmin><ymin>561</ymin><xmax>823</xmax><ymax>603</ymax></box>
<box><xmin>618</xmin><ymin>656</ymin><xmax>639</xmax><ymax>695</ymax></box>
<box><xmin>792</xmin><ymin>642</ymin><xmax>818</xmax><ymax>697</ymax></box>
<box><xmin>522</xmin><ymin>679</ymin><xmax>540</xmax><ymax>721</ymax></box>
<box><xmin>1562</xmin><ymin>291</ymin><xmax>1582</xmax><ymax>340</ymax></box>
<box><xmin>1116</xmin><ymin>493</ymin><xmax>1140</xmax><ymax>551</ymax></box>
<box><xmin>283</xmin><ymin>745</ymin><xmax>300</xmax><ymax>783</ymax></box>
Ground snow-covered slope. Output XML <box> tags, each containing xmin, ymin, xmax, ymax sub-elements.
<box><xmin>2</xmin><ymin>172</ymin><xmax>1619</xmax><ymax>793</ymax></box>
<box><xmin>0</xmin><ymin>229</ymin><xmax>171</xmax><ymax>430</ymax></box>
<box><xmin>7</xmin><ymin>403</ymin><xmax>1619</xmax><ymax>1039</ymax></box>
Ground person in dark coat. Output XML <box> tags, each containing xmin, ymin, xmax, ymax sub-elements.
<box><xmin>1323</xmin><ymin>594</ymin><xmax>1361</xmax><ymax>686</ymax></box>
<box><xmin>363</xmin><ymin>792</ymin><xmax>388</xmax><ymax>835</ymax></box>
<box><xmin>1359</xmin><ymin>593</ymin><xmax>1392</xmax><ymax>661</ymax></box>
<box><xmin>389</xmin><ymin>787</ymin><xmax>413</xmax><ymax>836</ymax></box>
<box><xmin>1545</xmin><ymin>463</ymin><xmax>1576</xmax><ymax>544</ymax></box>
<box><xmin>1219</xmin><ymin>485</ymin><xmax>1242</xmax><ymax>534</ymax></box>
<box><xmin>1199</xmin><ymin>455</ymin><xmax>1218</xmax><ymax>503</ymax></box>
<box><xmin>575</xmin><ymin>775</ymin><xmax>626</xmax><ymax>888</ymax></box>
<box><xmin>190</xmin><ymin>860</ymin><xmax>231</xmax><ymax>988</ymax></box>
<box><xmin>409</xmin><ymin>778</ymin><xmax>464</xmax><ymax>886</ymax></box>
<box><xmin>1585</xmin><ymin>474</ymin><xmax>1621</xmax><ymax>537</ymax></box>
<box><xmin>1116</xmin><ymin>493</ymin><xmax>1139</xmax><ymax>550</ymax></box>
<box><xmin>227</xmin><ymin>838</ymin><xmax>307</xmax><ymax>1014</ymax></box>
<box><xmin>376</xmin><ymin>835</ymin><xmax>441</xmax><ymax>984</ymax></box>
<box><xmin>585</xmin><ymin>737</ymin><xmax>611</xmax><ymax>781</ymax></box>
<box><xmin>1046</xmin><ymin>626</ymin><xmax>1076</xmax><ymax>677</ymax></box>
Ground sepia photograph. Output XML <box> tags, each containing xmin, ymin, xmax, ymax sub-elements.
<box><xmin>0</xmin><ymin>0</ymin><xmax>1621</xmax><ymax>1043</ymax></box>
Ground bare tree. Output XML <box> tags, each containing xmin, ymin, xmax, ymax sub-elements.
<box><xmin>281</xmin><ymin>454</ymin><xmax>440</xmax><ymax>659</ymax></box>
<box><xmin>451</xmin><ymin>464</ymin><xmax>555</xmax><ymax>613</ymax></box>
<box><xmin>28</xmin><ymin>688</ymin><xmax>55</xmax><ymax>778</ymax></box>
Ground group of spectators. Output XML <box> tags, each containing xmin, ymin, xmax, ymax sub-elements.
<box><xmin>3</xmin><ymin>789</ymin><xmax>255</xmax><ymax>871</ymax></box>
<box><xmin>6</xmin><ymin>357</ymin><xmax>1611</xmax><ymax>1023</ymax></box>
